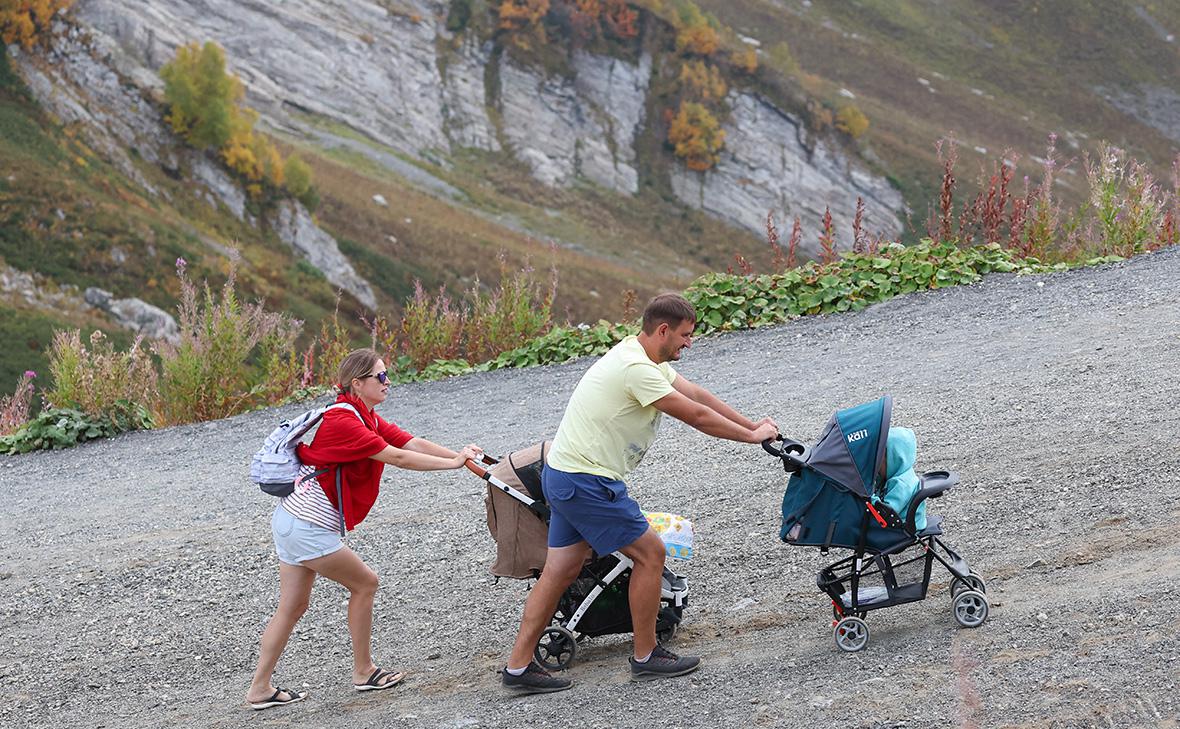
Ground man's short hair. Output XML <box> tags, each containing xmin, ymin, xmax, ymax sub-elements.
<box><xmin>642</xmin><ymin>293</ymin><xmax>696</xmax><ymax>334</ymax></box>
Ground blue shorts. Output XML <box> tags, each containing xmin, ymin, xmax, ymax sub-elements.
<box><xmin>542</xmin><ymin>464</ymin><xmax>650</xmax><ymax>555</ymax></box>
<box><xmin>272</xmin><ymin>504</ymin><xmax>344</xmax><ymax>565</ymax></box>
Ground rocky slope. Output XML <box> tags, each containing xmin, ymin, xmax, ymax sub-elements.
<box><xmin>71</xmin><ymin>0</ymin><xmax>904</xmax><ymax>247</ymax></box>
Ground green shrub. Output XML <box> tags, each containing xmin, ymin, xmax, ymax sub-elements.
<box><xmin>155</xmin><ymin>258</ymin><xmax>301</xmax><ymax>425</ymax></box>
<box><xmin>44</xmin><ymin>329</ymin><xmax>158</xmax><ymax>424</ymax></box>
<box><xmin>685</xmin><ymin>241</ymin><xmax>1064</xmax><ymax>335</ymax></box>
<box><xmin>1085</xmin><ymin>144</ymin><xmax>1165</xmax><ymax>257</ymax></box>
<box><xmin>0</xmin><ymin>403</ymin><xmax>152</xmax><ymax>454</ymax></box>
<box><xmin>159</xmin><ymin>42</ymin><xmax>241</xmax><ymax>151</ymax></box>
<box><xmin>464</xmin><ymin>260</ymin><xmax>556</xmax><ymax>364</ymax></box>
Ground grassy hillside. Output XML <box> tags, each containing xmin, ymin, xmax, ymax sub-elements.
<box><xmin>708</xmin><ymin>0</ymin><xmax>1180</xmax><ymax>210</ymax></box>
<box><xmin>3</xmin><ymin>0</ymin><xmax>1178</xmax><ymax>398</ymax></box>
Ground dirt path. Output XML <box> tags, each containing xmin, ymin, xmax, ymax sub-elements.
<box><xmin>1</xmin><ymin>248</ymin><xmax>1178</xmax><ymax>728</ymax></box>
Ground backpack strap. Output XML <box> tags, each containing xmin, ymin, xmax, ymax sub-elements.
<box><xmin>322</xmin><ymin>402</ymin><xmax>367</xmax><ymax>537</ymax></box>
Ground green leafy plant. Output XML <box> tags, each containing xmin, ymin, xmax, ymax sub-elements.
<box><xmin>0</xmin><ymin>402</ymin><xmax>152</xmax><ymax>454</ymax></box>
<box><xmin>686</xmin><ymin>241</ymin><xmax>1062</xmax><ymax>336</ymax></box>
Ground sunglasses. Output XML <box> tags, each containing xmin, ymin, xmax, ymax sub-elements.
<box><xmin>359</xmin><ymin>370</ymin><xmax>389</xmax><ymax>385</ymax></box>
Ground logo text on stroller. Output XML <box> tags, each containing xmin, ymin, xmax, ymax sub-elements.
<box><xmin>846</xmin><ymin>429</ymin><xmax>869</xmax><ymax>443</ymax></box>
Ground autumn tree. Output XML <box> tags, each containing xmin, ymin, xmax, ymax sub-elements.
<box><xmin>498</xmin><ymin>0</ymin><xmax>550</xmax><ymax>48</ymax></box>
<box><xmin>161</xmin><ymin>41</ymin><xmax>311</xmax><ymax>201</ymax></box>
<box><xmin>0</xmin><ymin>0</ymin><xmax>71</xmax><ymax>49</ymax></box>
<box><xmin>733</xmin><ymin>44</ymin><xmax>757</xmax><ymax>74</ymax></box>
<box><xmin>602</xmin><ymin>0</ymin><xmax>638</xmax><ymax>39</ymax></box>
<box><xmin>668</xmin><ymin>100</ymin><xmax>724</xmax><ymax>171</ymax></box>
<box><xmin>674</xmin><ymin>2</ymin><xmax>718</xmax><ymax>56</ymax></box>
<box><xmin>835</xmin><ymin>104</ymin><xmax>869</xmax><ymax>139</ymax></box>
<box><xmin>159</xmin><ymin>42</ymin><xmax>242</xmax><ymax>150</ymax></box>
<box><xmin>678</xmin><ymin>59</ymin><xmax>726</xmax><ymax>103</ymax></box>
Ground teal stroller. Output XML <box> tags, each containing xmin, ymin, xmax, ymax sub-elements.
<box><xmin>763</xmin><ymin>396</ymin><xmax>989</xmax><ymax>652</ymax></box>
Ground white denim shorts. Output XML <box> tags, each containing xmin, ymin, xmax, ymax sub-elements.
<box><xmin>272</xmin><ymin>504</ymin><xmax>343</xmax><ymax>565</ymax></box>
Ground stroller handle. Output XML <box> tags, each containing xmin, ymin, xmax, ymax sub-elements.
<box><xmin>463</xmin><ymin>452</ymin><xmax>501</xmax><ymax>479</ymax></box>
<box><xmin>762</xmin><ymin>435</ymin><xmax>809</xmax><ymax>472</ymax></box>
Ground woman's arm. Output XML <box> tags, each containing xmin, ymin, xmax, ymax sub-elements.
<box><xmin>370</xmin><ymin>443</ymin><xmax>480</xmax><ymax>471</ymax></box>
<box><xmin>402</xmin><ymin>437</ymin><xmax>458</xmax><ymax>459</ymax></box>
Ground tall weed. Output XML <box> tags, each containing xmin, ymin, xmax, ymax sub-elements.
<box><xmin>155</xmin><ymin>257</ymin><xmax>299</xmax><ymax>424</ymax></box>
<box><xmin>464</xmin><ymin>258</ymin><xmax>556</xmax><ymax>364</ymax></box>
<box><xmin>1085</xmin><ymin>144</ymin><xmax>1165</xmax><ymax>257</ymax></box>
<box><xmin>0</xmin><ymin>370</ymin><xmax>36</xmax><ymax>436</ymax></box>
<box><xmin>45</xmin><ymin>329</ymin><xmax>157</xmax><ymax>425</ymax></box>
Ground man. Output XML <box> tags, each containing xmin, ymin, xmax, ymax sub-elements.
<box><xmin>501</xmin><ymin>293</ymin><xmax>778</xmax><ymax>693</ymax></box>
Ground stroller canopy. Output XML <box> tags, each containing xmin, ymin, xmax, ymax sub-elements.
<box><xmin>803</xmin><ymin>395</ymin><xmax>892</xmax><ymax>498</ymax></box>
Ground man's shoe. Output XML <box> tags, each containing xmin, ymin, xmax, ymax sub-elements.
<box><xmin>501</xmin><ymin>662</ymin><xmax>574</xmax><ymax>694</ymax></box>
<box><xmin>629</xmin><ymin>645</ymin><xmax>701</xmax><ymax>681</ymax></box>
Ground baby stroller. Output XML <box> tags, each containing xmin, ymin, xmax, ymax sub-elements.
<box><xmin>468</xmin><ymin>442</ymin><xmax>690</xmax><ymax>670</ymax></box>
<box><xmin>763</xmin><ymin>396</ymin><xmax>989</xmax><ymax>652</ymax></box>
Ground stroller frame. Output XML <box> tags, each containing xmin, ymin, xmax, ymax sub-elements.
<box><xmin>765</xmin><ymin>396</ymin><xmax>989</xmax><ymax>652</ymax></box>
<box><xmin>469</xmin><ymin>455</ymin><xmax>688</xmax><ymax>670</ymax></box>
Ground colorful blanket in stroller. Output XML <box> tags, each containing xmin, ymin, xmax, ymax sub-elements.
<box><xmin>643</xmin><ymin>511</ymin><xmax>694</xmax><ymax>560</ymax></box>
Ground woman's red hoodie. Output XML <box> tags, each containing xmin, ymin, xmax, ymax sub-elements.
<box><xmin>295</xmin><ymin>392</ymin><xmax>413</xmax><ymax>531</ymax></box>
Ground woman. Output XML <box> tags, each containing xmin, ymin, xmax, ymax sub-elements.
<box><xmin>246</xmin><ymin>348</ymin><xmax>481</xmax><ymax>710</ymax></box>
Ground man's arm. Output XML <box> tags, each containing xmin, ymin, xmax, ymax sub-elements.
<box><xmin>652</xmin><ymin>389</ymin><xmax>776</xmax><ymax>443</ymax></box>
<box><xmin>671</xmin><ymin>374</ymin><xmax>775</xmax><ymax>432</ymax></box>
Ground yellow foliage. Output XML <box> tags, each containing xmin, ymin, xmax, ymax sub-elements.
<box><xmin>668</xmin><ymin>101</ymin><xmax>724</xmax><ymax>172</ymax></box>
<box><xmin>498</xmin><ymin>0</ymin><xmax>549</xmax><ymax>41</ymax></box>
<box><xmin>678</xmin><ymin>60</ymin><xmax>726</xmax><ymax>103</ymax></box>
<box><xmin>835</xmin><ymin>104</ymin><xmax>870</xmax><ymax>139</ymax></box>
<box><xmin>574</xmin><ymin>0</ymin><xmax>601</xmax><ymax>18</ymax></box>
<box><xmin>676</xmin><ymin>22</ymin><xmax>718</xmax><ymax>56</ymax></box>
<box><xmin>0</xmin><ymin>0</ymin><xmax>71</xmax><ymax>49</ymax></box>
<box><xmin>734</xmin><ymin>45</ymin><xmax>758</xmax><ymax>75</ymax></box>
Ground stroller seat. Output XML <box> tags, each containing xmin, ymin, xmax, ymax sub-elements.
<box><xmin>767</xmin><ymin>395</ymin><xmax>989</xmax><ymax>652</ymax></box>
<box><xmin>918</xmin><ymin>514</ymin><xmax>944</xmax><ymax>536</ymax></box>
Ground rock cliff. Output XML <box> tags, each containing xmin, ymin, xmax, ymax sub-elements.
<box><xmin>68</xmin><ymin>0</ymin><xmax>904</xmax><ymax>252</ymax></box>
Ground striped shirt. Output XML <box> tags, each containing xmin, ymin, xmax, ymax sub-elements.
<box><xmin>281</xmin><ymin>466</ymin><xmax>343</xmax><ymax>533</ymax></box>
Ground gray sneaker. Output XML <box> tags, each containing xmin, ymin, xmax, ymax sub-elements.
<box><xmin>501</xmin><ymin>662</ymin><xmax>574</xmax><ymax>694</ymax></box>
<box><xmin>629</xmin><ymin>645</ymin><xmax>702</xmax><ymax>681</ymax></box>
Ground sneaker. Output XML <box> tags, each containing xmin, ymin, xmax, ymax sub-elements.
<box><xmin>629</xmin><ymin>645</ymin><xmax>702</xmax><ymax>681</ymax></box>
<box><xmin>500</xmin><ymin>662</ymin><xmax>574</xmax><ymax>694</ymax></box>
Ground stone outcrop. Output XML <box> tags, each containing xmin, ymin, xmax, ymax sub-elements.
<box><xmin>271</xmin><ymin>201</ymin><xmax>378</xmax><ymax>311</ymax></box>
<box><xmin>11</xmin><ymin>10</ymin><xmax>378</xmax><ymax>308</ymax></box>
<box><xmin>499</xmin><ymin>52</ymin><xmax>651</xmax><ymax>192</ymax></box>
<box><xmin>670</xmin><ymin>93</ymin><xmax>905</xmax><ymax>254</ymax></box>
<box><xmin>84</xmin><ymin>287</ymin><xmax>180</xmax><ymax>343</ymax></box>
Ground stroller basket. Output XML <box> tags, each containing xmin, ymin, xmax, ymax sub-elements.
<box><xmin>765</xmin><ymin>396</ymin><xmax>989</xmax><ymax>652</ymax></box>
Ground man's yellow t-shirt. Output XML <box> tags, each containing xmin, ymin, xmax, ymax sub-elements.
<box><xmin>547</xmin><ymin>336</ymin><xmax>677</xmax><ymax>481</ymax></box>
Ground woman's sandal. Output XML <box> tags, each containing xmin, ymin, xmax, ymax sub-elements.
<box><xmin>353</xmin><ymin>667</ymin><xmax>407</xmax><ymax>692</ymax></box>
<box><xmin>249</xmin><ymin>687</ymin><xmax>308</xmax><ymax>710</ymax></box>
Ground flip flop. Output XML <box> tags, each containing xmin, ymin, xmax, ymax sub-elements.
<box><xmin>249</xmin><ymin>687</ymin><xmax>307</xmax><ymax>710</ymax></box>
<box><xmin>353</xmin><ymin>667</ymin><xmax>406</xmax><ymax>692</ymax></box>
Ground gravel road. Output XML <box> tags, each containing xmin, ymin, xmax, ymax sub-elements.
<box><xmin>2</xmin><ymin>247</ymin><xmax>1178</xmax><ymax>729</ymax></box>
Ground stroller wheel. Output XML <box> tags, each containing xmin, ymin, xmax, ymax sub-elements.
<box><xmin>951</xmin><ymin>572</ymin><xmax>987</xmax><ymax>598</ymax></box>
<box><xmin>952</xmin><ymin>590</ymin><xmax>989</xmax><ymax>628</ymax></box>
<box><xmin>534</xmin><ymin>625</ymin><xmax>577</xmax><ymax>671</ymax></box>
<box><xmin>833</xmin><ymin>616</ymin><xmax>869</xmax><ymax>653</ymax></box>
<box><xmin>657</xmin><ymin>622</ymin><xmax>677</xmax><ymax>644</ymax></box>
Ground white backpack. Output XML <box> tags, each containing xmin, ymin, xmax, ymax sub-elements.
<box><xmin>249</xmin><ymin>402</ymin><xmax>365</xmax><ymax>497</ymax></box>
